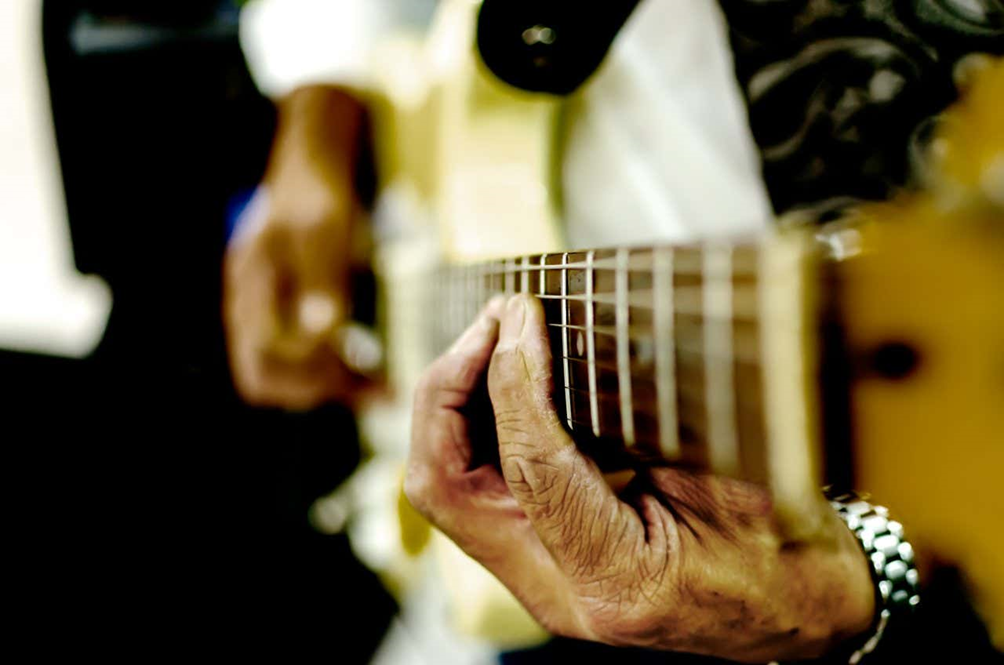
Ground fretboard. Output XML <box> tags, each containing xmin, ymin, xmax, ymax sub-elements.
<box><xmin>429</xmin><ymin>234</ymin><xmax>824</xmax><ymax>487</ymax></box>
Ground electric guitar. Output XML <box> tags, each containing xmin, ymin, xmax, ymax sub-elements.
<box><xmin>319</xmin><ymin>1</ymin><xmax>1004</xmax><ymax>652</ymax></box>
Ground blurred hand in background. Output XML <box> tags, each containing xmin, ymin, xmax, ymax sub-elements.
<box><xmin>224</xmin><ymin>85</ymin><xmax>377</xmax><ymax>410</ymax></box>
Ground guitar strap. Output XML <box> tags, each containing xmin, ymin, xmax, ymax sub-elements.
<box><xmin>476</xmin><ymin>0</ymin><xmax>642</xmax><ymax>95</ymax></box>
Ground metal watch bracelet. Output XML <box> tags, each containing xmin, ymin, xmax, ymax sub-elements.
<box><xmin>825</xmin><ymin>490</ymin><xmax>921</xmax><ymax>664</ymax></box>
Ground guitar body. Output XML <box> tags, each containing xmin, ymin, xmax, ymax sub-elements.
<box><xmin>838</xmin><ymin>207</ymin><xmax>1004</xmax><ymax>641</ymax></box>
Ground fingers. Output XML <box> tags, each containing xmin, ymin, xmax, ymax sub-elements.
<box><xmin>409</xmin><ymin>296</ymin><xmax>506</xmax><ymax>479</ymax></box>
<box><xmin>406</xmin><ymin>298</ymin><xmax>577</xmax><ymax>627</ymax></box>
<box><xmin>224</xmin><ymin>224</ymin><xmax>367</xmax><ymax>409</ymax></box>
<box><xmin>488</xmin><ymin>295</ymin><xmax>640</xmax><ymax>577</ymax></box>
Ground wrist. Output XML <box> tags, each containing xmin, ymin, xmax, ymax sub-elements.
<box><xmin>771</xmin><ymin>530</ymin><xmax>876</xmax><ymax>662</ymax></box>
<box><xmin>269</xmin><ymin>85</ymin><xmax>369</xmax><ymax>188</ymax></box>
<box><xmin>833</xmin><ymin>516</ymin><xmax>881</xmax><ymax>641</ymax></box>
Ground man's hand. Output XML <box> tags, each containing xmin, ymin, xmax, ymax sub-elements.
<box><xmin>224</xmin><ymin>86</ymin><xmax>376</xmax><ymax>410</ymax></box>
<box><xmin>406</xmin><ymin>294</ymin><xmax>876</xmax><ymax>663</ymax></box>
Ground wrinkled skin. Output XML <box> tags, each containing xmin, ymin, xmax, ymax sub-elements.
<box><xmin>406</xmin><ymin>294</ymin><xmax>875</xmax><ymax>663</ymax></box>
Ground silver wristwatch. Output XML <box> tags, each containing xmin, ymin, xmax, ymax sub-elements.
<box><xmin>826</xmin><ymin>490</ymin><xmax>921</xmax><ymax>664</ymax></box>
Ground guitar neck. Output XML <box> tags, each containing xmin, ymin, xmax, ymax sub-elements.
<box><xmin>429</xmin><ymin>231</ymin><xmax>828</xmax><ymax>502</ymax></box>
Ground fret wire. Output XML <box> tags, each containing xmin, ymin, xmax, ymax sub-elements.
<box><xmin>479</xmin><ymin>261</ymin><xmax>487</xmax><ymax>310</ymax></box>
<box><xmin>431</xmin><ymin>269</ymin><xmax>437</xmax><ymax>354</ymax></box>
<box><xmin>471</xmin><ymin>264</ymin><xmax>477</xmax><ymax>315</ymax></box>
<box><xmin>445</xmin><ymin>268</ymin><xmax>451</xmax><ymax>342</ymax></box>
<box><xmin>565</xmin><ymin>386</ymin><xmax>700</xmax><ymax>406</ymax></box>
<box><xmin>458</xmin><ymin>265</ymin><xmax>465</xmax><ymax>324</ymax></box>
<box><xmin>459</xmin><ymin>271</ymin><xmax>465</xmax><ymax>339</ymax></box>
<box><xmin>516</xmin><ymin>290</ymin><xmax>757</xmax><ymax>319</ymax></box>
<box><xmin>615</xmin><ymin>248</ymin><xmax>636</xmax><ymax>447</ymax></box>
<box><xmin>561</xmin><ymin>339</ymin><xmax>760</xmax><ymax>367</ymax></box>
<box><xmin>655</xmin><ymin>246</ymin><xmax>680</xmax><ymax>458</ymax></box>
<box><xmin>454</xmin><ymin>285</ymin><xmax>758</xmax><ymax>299</ymax></box>
<box><xmin>431</xmin><ymin>242</ymin><xmax>765</xmax><ymax>459</ymax></box>
<box><xmin>442</xmin><ymin>268</ymin><xmax>448</xmax><ymax>348</ymax></box>
<box><xmin>463</xmin><ymin>267</ymin><xmax>469</xmax><ymax>328</ymax></box>
<box><xmin>458</xmin><ymin>267</ymin><xmax>464</xmax><ymax>336</ymax></box>
<box><xmin>545</xmin><ymin>321</ymin><xmax>756</xmax><ymax>356</ymax></box>
<box><xmin>467</xmin><ymin>255</ymin><xmax>757</xmax><ymax>276</ymax></box>
<box><xmin>442</xmin><ymin>268</ymin><xmax>449</xmax><ymax>342</ymax></box>
<box><xmin>704</xmin><ymin>244</ymin><xmax>740</xmax><ymax>476</ymax></box>
<box><xmin>586</xmin><ymin>250</ymin><xmax>601</xmax><ymax>438</ymax></box>
<box><xmin>565</xmin><ymin>355</ymin><xmax>619</xmax><ymax>372</ymax></box>
<box><xmin>471</xmin><ymin>265</ymin><xmax>478</xmax><ymax>315</ymax></box>
<box><xmin>560</xmin><ymin>253</ymin><xmax>574</xmax><ymax>430</ymax></box>
<box><xmin>548</xmin><ymin>322</ymin><xmax>644</xmax><ymax>337</ymax></box>
<box><xmin>464</xmin><ymin>265</ymin><xmax>471</xmax><ymax>324</ymax></box>
<box><xmin>453</xmin><ymin>268</ymin><xmax>460</xmax><ymax>339</ymax></box>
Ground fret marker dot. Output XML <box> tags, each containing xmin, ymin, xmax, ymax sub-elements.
<box><xmin>576</xmin><ymin>331</ymin><xmax>585</xmax><ymax>357</ymax></box>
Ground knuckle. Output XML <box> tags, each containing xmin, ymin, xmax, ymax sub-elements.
<box><xmin>403</xmin><ymin>466</ymin><xmax>436</xmax><ymax>517</ymax></box>
<box><xmin>493</xmin><ymin>407</ymin><xmax>533</xmax><ymax>444</ymax></box>
<box><xmin>414</xmin><ymin>356</ymin><xmax>472</xmax><ymax>411</ymax></box>
<box><xmin>412</xmin><ymin>364</ymin><xmax>443</xmax><ymax>410</ymax></box>
<box><xmin>488</xmin><ymin>344</ymin><xmax>525</xmax><ymax>393</ymax></box>
<box><xmin>489</xmin><ymin>341</ymin><xmax>556</xmax><ymax>419</ymax></box>
<box><xmin>500</xmin><ymin>454</ymin><xmax>536</xmax><ymax>500</ymax></box>
<box><xmin>500</xmin><ymin>449</ymin><xmax>573</xmax><ymax>522</ymax></box>
<box><xmin>451</xmin><ymin>357</ymin><xmax>483</xmax><ymax>393</ymax></box>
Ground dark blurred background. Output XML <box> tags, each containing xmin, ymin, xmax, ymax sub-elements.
<box><xmin>2</xmin><ymin>0</ymin><xmax>394</xmax><ymax>658</ymax></box>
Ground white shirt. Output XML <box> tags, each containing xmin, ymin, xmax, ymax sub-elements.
<box><xmin>561</xmin><ymin>0</ymin><xmax>772</xmax><ymax>247</ymax></box>
<box><xmin>240</xmin><ymin>0</ymin><xmax>773</xmax><ymax>248</ymax></box>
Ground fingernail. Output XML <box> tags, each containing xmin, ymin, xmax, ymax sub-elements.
<box><xmin>500</xmin><ymin>295</ymin><xmax>526</xmax><ymax>342</ymax></box>
<box><xmin>486</xmin><ymin>294</ymin><xmax>508</xmax><ymax>317</ymax></box>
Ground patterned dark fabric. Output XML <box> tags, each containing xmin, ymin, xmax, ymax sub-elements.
<box><xmin>717</xmin><ymin>0</ymin><xmax>1004</xmax><ymax>217</ymax></box>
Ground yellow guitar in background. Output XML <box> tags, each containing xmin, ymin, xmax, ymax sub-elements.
<box><xmin>311</xmin><ymin>0</ymin><xmax>1004</xmax><ymax>652</ymax></box>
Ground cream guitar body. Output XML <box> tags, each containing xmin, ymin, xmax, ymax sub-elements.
<box><xmin>310</xmin><ymin>0</ymin><xmax>563</xmax><ymax>655</ymax></box>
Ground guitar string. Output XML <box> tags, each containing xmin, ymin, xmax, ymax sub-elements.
<box><xmin>429</xmin><ymin>252</ymin><xmax>756</xmax><ymax>464</ymax></box>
